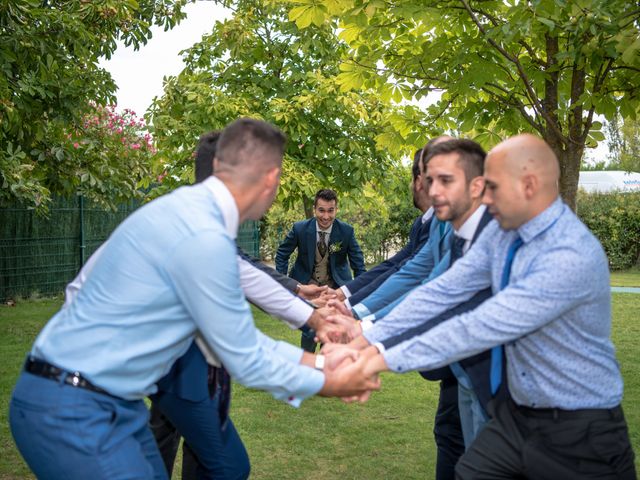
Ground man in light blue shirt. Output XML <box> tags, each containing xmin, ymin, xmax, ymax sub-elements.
<box><xmin>9</xmin><ymin>119</ymin><xmax>379</xmax><ymax>480</ymax></box>
<box><xmin>349</xmin><ymin>134</ymin><xmax>636</xmax><ymax>479</ymax></box>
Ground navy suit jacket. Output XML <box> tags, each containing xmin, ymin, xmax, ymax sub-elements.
<box><xmin>379</xmin><ymin>209</ymin><xmax>496</xmax><ymax>410</ymax></box>
<box><xmin>275</xmin><ymin>218</ymin><xmax>366</xmax><ymax>287</ymax></box>
<box><xmin>155</xmin><ymin>248</ymin><xmax>298</xmax><ymax>401</ymax></box>
<box><xmin>348</xmin><ymin>214</ymin><xmax>432</xmax><ymax>305</ymax></box>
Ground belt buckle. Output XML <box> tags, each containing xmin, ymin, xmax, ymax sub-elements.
<box><xmin>69</xmin><ymin>372</ymin><xmax>82</xmax><ymax>387</ymax></box>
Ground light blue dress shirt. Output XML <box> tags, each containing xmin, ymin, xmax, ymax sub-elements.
<box><xmin>364</xmin><ymin>197</ymin><xmax>623</xmax><ymax>410</ymax></box>
<box><xmin>32</xmin><ymin>177</ymin><xmax>325</xmax><ymax>401</ymax></box>
<box><xmin>352</xmin><ymin>218</ymin><xmax>451</xmax><ymax>319</ymax></box>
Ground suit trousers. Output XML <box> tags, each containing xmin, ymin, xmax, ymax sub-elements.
<box><xmin>151</xmin><ymin>389</ymin><xmax>250</xmax><ymax>480</ymax></box>
<box><xmin>457</xmin><ymin>382</ymin><xmax>488</xmax><ymax>449</ymax></box>
<box><xmin>148</xmin><ymin>403</ymin><xmax>199</xmax><ymax>479</ymax></box>
<box><xmin>434</xmin><ymin>377</ymin><xmax>466</xmax><ymax>480</ymax></box>
<box><xmin>455</xmin><ymin>397</ymin><xmax>637</xmax><ymax>480</ymax></box>
<box><xmin>299</xmin><ymin>324</ymin><xmax>318</xmax><ymax>353</ymax></box>
<box><xmin>10</xmin><ymin>371</ymin><xmax>167</xmax><ymax>480</ymax></box>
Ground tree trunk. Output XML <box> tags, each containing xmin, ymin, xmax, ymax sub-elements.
<box><xmin>553</xmin><ymin>143</ymin><xmax>583</xmax><ymax>212</ymax></box>
<box><xmin>302</xmin><ymin>195</ymin><xmax>314</xmax><ymax>219</ymax></box>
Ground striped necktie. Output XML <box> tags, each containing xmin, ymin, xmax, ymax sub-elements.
<box><xmin>318</xmin><ymin>231</ymin><xmax>328</xmax><ymax>257</ymax></box>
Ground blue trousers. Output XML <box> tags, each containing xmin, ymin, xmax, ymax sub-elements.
<box><xmin>10</xmin><ymin>371</ymin><xmax>167</xmax><ymax>480</ymax></box>
<box><xmin>151</xmin><ymin>389</ymin><xmax>250</xmax><ymax>480</ymax></box>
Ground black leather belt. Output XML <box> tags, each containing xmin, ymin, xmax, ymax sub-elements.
<box><xmin>25</xmin><ymin>357</ymin><xmax>111</xmax><ymax>397</ymax></box>
<box><xmin>513</xmin><ymin>398</ymin><xmax>622</xmax><ymax>421</ymax></box>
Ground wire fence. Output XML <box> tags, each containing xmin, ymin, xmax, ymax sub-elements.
<box><xmin>0</xmin><ymin>196</ymin><xmax>259</xmax><ymax>302</ymax></box>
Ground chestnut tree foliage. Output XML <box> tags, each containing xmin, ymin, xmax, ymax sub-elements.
<box><xmin>147</xmin><ymin>0</ymin><xmax>399</xmax><ymax>215</ymax></box>
<box><xmin>288</xmin><ymin>0</ymin><xmax>640</xmax><ymax>208</ymax></box>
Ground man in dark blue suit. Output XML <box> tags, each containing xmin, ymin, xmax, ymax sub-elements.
<box><xmin>326</xmin><ymin>139</ymin><xmax>492</xmax><ymax>479</ymax></box>
<box><xmin>335</xmin><ymin>148</ymin><xmax>434</xmax><ymax>307</ymax></box>
<box><xmin>276</xmin><ymin>189</ymin><xmax>366</xmax><ymax>351</ymax></box>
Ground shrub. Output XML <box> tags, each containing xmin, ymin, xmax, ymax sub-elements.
<box><xmin>577</xmin><ymin>190</ymin><xmax>640</xmax><ymax>270</ymax></box>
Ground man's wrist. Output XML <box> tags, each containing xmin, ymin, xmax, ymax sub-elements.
<box><xmin>305</xmin><ymin>309</ymin><xmax>320</xmax><ymax>330</ymax></box>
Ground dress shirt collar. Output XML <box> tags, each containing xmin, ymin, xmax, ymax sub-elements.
<box><xmin>517</xmin><ymin>196</ymin><xmax>565</xmax><ymax>244</ymax></box>
<box><xmin>315</xmin><ymin>220</ymin><xmax>333</xmax><ymax>235</ymax></box>
<box><xmin>422</xmin><ymin>207</ymin><xmax>434</xmax><ymax>224</ymax></box>
<box><xmin>454</xmin><ymin>204</ymin><xmax>487</xmax><ymax>247</ymax></box>
<box><xmin>202</xmin><ymin>176</ymin><xmax>239</xmax><ymax>239</ymax></box>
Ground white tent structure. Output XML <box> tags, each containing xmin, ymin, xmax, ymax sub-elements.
<box><xmin>578</xmin><ymin>170</ymin><xmax>640</xmax><ymax>193</ymax></box>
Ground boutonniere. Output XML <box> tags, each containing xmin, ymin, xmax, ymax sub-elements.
<box><xmin>329</xmin><ymin>241</ymin><xmax>342</xmax><ymax>254</ymax></box>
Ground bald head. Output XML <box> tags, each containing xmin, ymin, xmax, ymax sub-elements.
<box><xmin>483</xmin><ymin>134</ymin><xmax>560</xmax><ymax>230</ymax></box>
<box><xmin>490</xmin><ymin>134</ymin><xmax>559</xmax><ymax>192</ymax></box>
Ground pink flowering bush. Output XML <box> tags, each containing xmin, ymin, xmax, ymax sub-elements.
<box><xmin>59</xmin><ymin>104</ymin><xmax>156</xmax><ymax>209</ymax></box>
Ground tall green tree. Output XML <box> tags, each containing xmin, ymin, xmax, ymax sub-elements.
<box><xmin>289</xmin><ymin>0</ymin><xmax>640</xmax><ymax>209</ymax></box>
<box><xmin>147</xmin><ymin>0</ymin><xmax>398</xmax><ymax>216</ymax></box>
<box><xmin>0</xmin><ymin>0</ymin><xmax>190</xmax><ymax>210</ymax></box>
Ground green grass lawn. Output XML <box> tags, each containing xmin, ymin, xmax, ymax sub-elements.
<box><xmin>1</xmin><ymin>291</ymin><xmax>639</xmax><ymax>479</ymax></box>
<box><xmin>611</xmin><ymin>267</ymin><xmax>640</xmax><ymax>287</ymax></box>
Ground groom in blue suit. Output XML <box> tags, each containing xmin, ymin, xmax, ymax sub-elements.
<box><xmin>276</xmin><ymin>189</ymin><xmax>366</xmax><ymax>351</ymax></box>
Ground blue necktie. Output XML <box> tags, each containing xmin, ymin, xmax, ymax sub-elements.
<box><xmin>490</xmin><ymin>235</ymin><xmax>524</xmax><ymax>395</ymax></box>
<box><xmin>449</xmin><ymin>235</ymin><xmax>466</xmax><ymax>265</ymax></box>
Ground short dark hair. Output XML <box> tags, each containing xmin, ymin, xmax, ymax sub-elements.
<box><xmin>217</xmin><ymin>118</ymin><xmax>286</xmax><ymax>170</ymax></box>
<box><xmin>423</xmin><ymin>139</ymin><xmax>486</xmax><ymax>181</ymax></box>
<box><xmin>314</xmin><ymin>189</ymin><xmax>338</xmax><ymax>206</ymax></box>
<box><xmin>411</xmin><ymin>149</ymin><xmax>422</xmax><ymax>182</ymax></box>
<box><xmin>420</xmin><ymin>135</ymin><xmax>453</xmax><ymax>172</ymax></box>
<box><xmin>194</xmin><ymin>131</ymin><xmax>221</xmax><ymax>184</ymax></box>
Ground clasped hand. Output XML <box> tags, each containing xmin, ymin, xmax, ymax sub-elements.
<box><xmin>320</xmin><ymin>347</ymin><xmax>381</xmax><ymax>403</ymax></box>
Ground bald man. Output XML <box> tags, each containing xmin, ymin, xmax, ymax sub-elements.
<box><xmin>344</xmin><ymin>134</ymin><xmax>636</xmax><ymax>478</ymax></box>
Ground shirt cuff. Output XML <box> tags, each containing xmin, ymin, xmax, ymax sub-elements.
<box><xmin>362</xmin><ymin>323</ymin><xmax>386</xmax><ymax>345</ymax></box>
<box><xmin>373</xmin><ymin>342</ymin><xmax>386</xmax><ymax>355</ymax></box>
<box><xmin>281</xmin><ymin>300</ymin><xmax>315</xmax><ymax>330</ymax></box>
<box><xmin>352</xmin><ymin>303</ymin><xmax>371</xmax><ymax>319</ymax></box>
<box><xmin>381</xmin><ymin>346</ymin><xmax>410</xmax><ymax>373</ymax></box>
<box><xmin>271</xmin><ymin>339</ymin><xmax>306</xmax><ymax>364</ymax></box>
<box><xmin>277</xmin><ymin>366</ymin><xmax>325</xmax><ymax>407</ymax></box>
<box><xmin>360</xmin><ymin>318</ymin><xmax>375</xmax><ymax>332</ymax></box>
<box><xmin>344</xmin><ymin>297</ymin><xmax>352</xmax><ymax>310</ymax></box>
<box><xmin>340</xmin><ymin>285</ymin><xmax>351</xmax><ymax>299</ymax></box>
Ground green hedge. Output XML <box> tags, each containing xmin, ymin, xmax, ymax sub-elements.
<box><xmin>577</xmin><ymin>191</ymin><xmax>640</xmax><ymax>270</ymax></box>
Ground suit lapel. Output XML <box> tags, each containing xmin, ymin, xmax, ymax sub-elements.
<box><xmin>306</xmin><ymin>219</ymin><xmax>317</xmax><ymax>269</ymax></box>
<box><xmin>328</xmin><ymin>221</ymin><xmax>341</xmax><ymax>249</ymax></box>
<box><xmin>471</xmin><ymin>209</ymin><xmax>494</xmax><ymax>245</ymax></box>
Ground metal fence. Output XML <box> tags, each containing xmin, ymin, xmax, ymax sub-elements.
<box><xmin>0</xmin><ymin>196</ymin><xmax>259</xmax><ymax>302</ymax></box>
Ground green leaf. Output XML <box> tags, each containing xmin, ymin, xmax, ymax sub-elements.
<box><xmin>289</xmin><ymin>5</ymin><xmax>326</xmax><ymax>29</ymax></box>
<box><xmin>537</xmin><ymin>17</ymin><xmax>556</xmax><ymax>31</ymax></box>
<box><xmin>621</xmin><ymin>38</ymin><xmax>640</xmax><ymax>65</ymax></box>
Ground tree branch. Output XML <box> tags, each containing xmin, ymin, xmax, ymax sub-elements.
<box><xmin>580</xmin><ymin>57</ymin><xmax>615</xmax><ymax>144</ymax></box>
<box><xmin>459</xmin><ymin>0</ymin><xmax>567</xmax><ymax>142</ymax></box>
<box><xmin>481</xmin><ymin>85</ymin><xmax>543</xmax><ymax>133</ymax></box>
<box><xmin>470</xmin><ymin>5</ymin><xmax>544</xmax><ymax>66</ymax></box>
